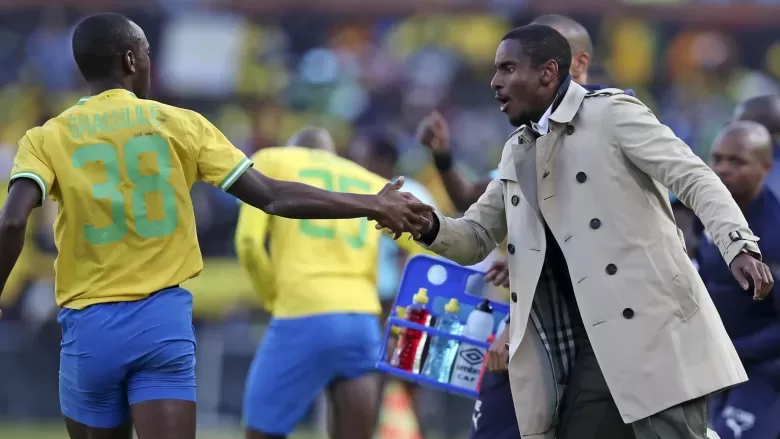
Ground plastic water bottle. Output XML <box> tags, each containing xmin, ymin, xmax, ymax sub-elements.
<box><xmin>390</xmin><ymin>288</ymin><xmax>432</xmax><ymax>373</ymax></box>
<box><xmin>391</xmin><ymin>306</ymin><xmax>407</xmax><ymax>336</ymax></box>
<box><xmin>450</xmin><ymin>299</ymin><xmax>494</xmax><ymax>390</ymax></box>
<box><xmin>421</xmin><ymin>298</ymin><xmax>463</xmax><ymax>383</ymax></box>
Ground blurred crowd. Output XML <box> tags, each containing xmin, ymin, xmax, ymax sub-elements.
<box><xmin>0</xmin><ymin>2</ymin><xmax>779</xmax><ymax>432</ymax></box>
<box><xmin>1</xmin><ymin>3</ymin><xmax>779</xmax><ymax>320</ymax></box>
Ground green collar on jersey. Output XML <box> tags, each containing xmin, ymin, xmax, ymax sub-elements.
<box><xmin>76</xmin><ymin>89</ymin><xmax>138</xmax><ymax>105</ymax></box>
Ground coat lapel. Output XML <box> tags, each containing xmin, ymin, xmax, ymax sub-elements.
<box><xmin>499</xmin><ymin>127</ymin><xmax>543</xmax><ymax>222</ymax></box>
<box><xmin>536</xmin><ymin>83</ymin><xmax>589</xmax><ymax>203</ymax></box>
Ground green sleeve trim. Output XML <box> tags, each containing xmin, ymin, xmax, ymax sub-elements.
<box><xmin>219</xmin><ymin>157</ymin><xmax>253</xmax><ymax>191</ymax></box>
<box><xmin>10</xmin><ymin>171</ymin><xmax>47</xmax><ymax>201</ymax></box>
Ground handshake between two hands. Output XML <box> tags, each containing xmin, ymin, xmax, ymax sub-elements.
<box><xmin>370</xmin><ymin>176</ymin><xmax>435</xmax><ymax>240</ymax></box>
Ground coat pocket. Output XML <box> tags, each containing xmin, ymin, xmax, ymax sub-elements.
<box><xmin>669</xmin><ymin>274</ymin><xmax>700</xmax><ymax>322</ymax></box>
<box><xmin>647</xmin><ymin>240</ymin><xmax>700</xmax><ymax>322</ymax></box>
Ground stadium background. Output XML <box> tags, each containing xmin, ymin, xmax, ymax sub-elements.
<box><xmin>0</xmin><ymin>0</ymin><xmax>779</xmax><ymax>437</ymax></box>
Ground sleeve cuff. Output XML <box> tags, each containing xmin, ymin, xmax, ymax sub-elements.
<box><xmin>416</xmin><ymin>212</ymin><xmax>451</xmax><ymax>253</ymax></box>
<box><xmin>10</xmin><ymin>171</ymin><xmax>47</xmax><ymax>201</ymax></box>
<box><xmin>219</xmin><ymin>158</ymin><xmax>253</xmax><ymax>191</ymax></box>
<box><xmin>719</xmin><ymin>231</ymin><xmax>761</xmax><ymax>267</ymax></box>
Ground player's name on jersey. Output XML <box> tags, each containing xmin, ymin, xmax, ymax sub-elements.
<box><xmin>67</xmin><ymin>105</ymin><xmax>162</xmax><ymax>140</ymax></box>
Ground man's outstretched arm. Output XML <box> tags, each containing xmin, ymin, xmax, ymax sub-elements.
<box><xmin>228</xmin><ymin>170</ymin><xmax>432</xmax><ymax>239</ymax></box>
<box><xmin>0</xmin><ymin>179</ymin><xmax>41</xmax><ymax>300</ymax></box>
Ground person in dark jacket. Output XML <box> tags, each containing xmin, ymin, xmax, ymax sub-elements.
<box><xmin>698</xmin><ymin>120</ymin><xmax>780</xmax><ymax>439</ymax></box>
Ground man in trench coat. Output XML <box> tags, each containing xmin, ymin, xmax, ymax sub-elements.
<box><xmin>411</xmin><ymin>24</ymin><xmax>774</xmax><ymax>439</ymax></box>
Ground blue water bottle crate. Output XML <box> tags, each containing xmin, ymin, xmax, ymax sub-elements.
<box><xmin>376</xmin><ymin>255</ymin><xmax>509</xmax><ymax>399</ymax></box>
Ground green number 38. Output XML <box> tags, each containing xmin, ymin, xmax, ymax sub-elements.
<box><xmin>72</xmin><ymin>134</ymin><xmax>178</xmax><ymax>245</ymax></box>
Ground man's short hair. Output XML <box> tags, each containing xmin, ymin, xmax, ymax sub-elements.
<box><xmin>72</xmin><ymin>13</ymin><xmax>141</xmax><ymax>81</ymax></box>
<box><xmin>502</xmin><ymin>25</ymin><xmax>572</xmax><ymax>83</ymax></box>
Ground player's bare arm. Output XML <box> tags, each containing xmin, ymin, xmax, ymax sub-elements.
<box><xmin>0</xmin><ymin>179</ymin><xmax>42</xmax><ymax>305</ymax></box>
<box><xmin>229</xmin><ymin>169</ymin><xmax>433</xmax><ymax>239</ymax></box>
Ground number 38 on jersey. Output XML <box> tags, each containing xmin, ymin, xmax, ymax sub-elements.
<box><xmin>72</xmin><ymin>134</ymin><xmax>178</xmax><ymax>245</ymax></box>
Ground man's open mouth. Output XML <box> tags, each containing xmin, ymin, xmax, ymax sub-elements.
<box><xmin>496</xmin><ymin>96</ymin><xmax>510</xmax><ymax>112</ymax></box>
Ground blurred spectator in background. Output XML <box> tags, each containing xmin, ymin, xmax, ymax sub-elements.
<box><xmin>699</xmin><ymin>121</ymin><xmax>780</xmax><ymax>439</ymax></box>
<box><xmin>24</xmin><ymin>7</ymin><xmax>75</xmax><ymax>92</ymax></box>
<box><xmin>733</xmin><ymin>94</ymin><xmax>780</xmax><ymax>199</ymax></box>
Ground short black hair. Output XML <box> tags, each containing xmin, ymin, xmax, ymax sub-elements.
<box><xmin>502</xmin><ymin>24</ymin><xmax>572</xmax><ymax>83</ymax></box>
<box><xmin>72</xmin><ymin>13</ymin><xmax>141</xmax><ymax>81</ymax></box>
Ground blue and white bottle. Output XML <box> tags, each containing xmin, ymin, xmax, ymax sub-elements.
<box><xmin>421</xmin><ymin>298</ymin><xmax>463</xmax><ymax>383</ymax></box>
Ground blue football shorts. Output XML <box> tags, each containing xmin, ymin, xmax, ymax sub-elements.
<box><xmin>470</xmin><ymin>370</ymin><xmax>522</xmax><ymax>439</ymax></box>
<box><xmin>243</xmin><ymin>313</ymin><xmax>380</xmax><ymax>435</ymax></box>
<box><xmin>58</xmin><ymin>287</ymin><xmax>196</xmax><ymax>428</ymax></box>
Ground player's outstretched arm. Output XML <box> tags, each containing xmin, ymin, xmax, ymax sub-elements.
<box><xmin>228</xmin><ymin>169</ymin><xmax>433</xmax><ymax>239</ymax></box>
<box><xmin>0</xmin><ymin>179</ymin><xmax>41</xmax><ymax>301</ymax></box>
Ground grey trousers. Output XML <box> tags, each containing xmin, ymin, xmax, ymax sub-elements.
<box><xmin>555</xmin><ymin>326</ymin><xmax>708</xmax><ymax>439</ymax></box>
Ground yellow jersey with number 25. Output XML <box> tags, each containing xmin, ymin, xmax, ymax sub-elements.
<box><xmin>235</xmin><ymin>146</ymin><xmax>426</xmax><ymax>318</ymax></box>
<box><xmin>9</xmin><ymin>89</ymin><xmax>252</xmax><ymax>310</ymax></box>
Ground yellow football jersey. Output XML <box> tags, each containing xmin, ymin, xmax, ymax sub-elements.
<box><xmin>235</xmin><ymin>146</ymin><xmax>426</xmax><ymax>318</ymax></box>
<box><xmin>9</xmin><ymin>89</ymin><xmax>252</xmax><ymax>309</ymax></box>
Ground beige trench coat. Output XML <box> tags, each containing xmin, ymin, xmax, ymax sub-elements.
<box><xmin>421</xmin><ymin>83</ymin><xmax>761</xmax><ymax>437</ymax></box>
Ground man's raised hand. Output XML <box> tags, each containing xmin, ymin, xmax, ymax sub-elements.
<box><xmin>372</xmin><ymin>177</ymin><xmax>434</xmax><ymax>240</ymax></box>
<box><xmin>417</xmin><ymin>111</ymin><xmax>451</xmax><ymax>154</ymax></box>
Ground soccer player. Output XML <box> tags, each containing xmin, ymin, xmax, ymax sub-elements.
<box><xmin>236</xmin><ymin>128</ymin><xmax>428</xmax><ymax>439</ymax></box>
<box><xmin>0</xmin><ymin>13</ymin><xmax>432</xmax><ymax>439</ymax></box>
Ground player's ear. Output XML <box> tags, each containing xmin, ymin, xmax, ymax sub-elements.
<box><xmin>123</xmin><ymin>50</ymin><xmax>136</xmax><ymax>75</ymax></box>
<box><xmin>539</xmin><ymin>60</ymin><xmax>558</xmax><ymax>87</ymax></box>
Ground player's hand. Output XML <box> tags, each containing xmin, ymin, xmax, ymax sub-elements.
<box><xmin>417</xmin><ymin>111</ymin><xmax>451</xmax><ymax>155</ymax></box>
<box><xmin>730</xmin><ymin>252</ymin><xmax>774</xmax><ymax>300</ymax></box>
<box><xmin>484</xmin><ymin>258</ymin><xmax>510</xmax><ymax>288</ymax></box>
<box><xmin>487</xmin><ymin>325</ymin><xmax>510</xmax><ymax>374</ymax></box>
<box><xmin>372</xmin><ymin>177</ymin><xmax>434</xmax><ymax>240</ymax></box>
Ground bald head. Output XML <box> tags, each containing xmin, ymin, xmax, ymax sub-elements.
<box><xmin>733</xmin><ymin>95</ymin><xmax>780</xmax><ymax>140</ymax></box>
<box><xmin>531</xmin><ymin>14</ymin><xmax>592</xmax><ymax>84</ymax></box>
<box><xmin>287</xmin><ymin>127</ymin><xmax>335</xmax><ymax>153</ymax></box>
<box><xmin>716</xmin><ymin>121</ymin><xmax>773</xmax><ymax>166</ymax></box>
<box><xmin>711</xmin><ymin>121</ymin><xmax>773</xmax><ymax>204</ymax></box>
